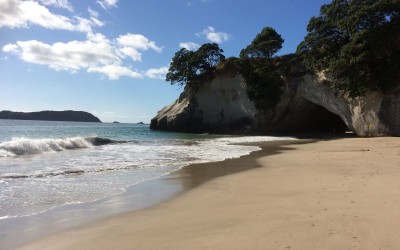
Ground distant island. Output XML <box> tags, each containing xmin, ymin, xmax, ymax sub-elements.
<box><xmin>0</xmin><ymin>110</ymin><xmax>101</xmax><ymax>123</ymax></box>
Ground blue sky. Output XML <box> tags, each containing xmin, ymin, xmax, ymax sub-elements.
<box><xmin>0</xmin><ymin>0</ymin><xmax>331</xmax><ymax>123</ymax></box>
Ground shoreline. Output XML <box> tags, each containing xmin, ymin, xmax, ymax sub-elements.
<box><xmin>19</xmin><ymin>136</ymin><xmax>400</xmax><ymax>250</ymax></box>
<box><xmin>1</xmin><ymin>138</ymin><xmax>303</xmax><ymax>249</ymax></box>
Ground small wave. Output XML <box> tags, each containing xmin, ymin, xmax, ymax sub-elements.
<box><xmin>0</xmin><ymin>165</ymin><xmax>138</xmax><ymax>180</ymax></box>
<box><xmin>0</xmin><ymin>170</ymin><xmax>85</xmax><ymax>179</ymax></box>
<box><xmin>86</xmin><ymin>137</ymin><xmax>127</xmax><ymax>146</ymax></box>
<box><xmin>0</xmin><ymin>136</ymin><xmax>124</xmax><ymax>157</ymax></box>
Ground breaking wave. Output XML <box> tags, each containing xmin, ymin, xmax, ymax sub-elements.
<box><xmin>0</xmin><ymin>137</ymin><xmax>123</xmax><ymax>157</ymax></box>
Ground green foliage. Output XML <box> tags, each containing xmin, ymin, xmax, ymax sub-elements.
<box><xmin>238</xmin><ymin>27</ymin><xmax>285</xmax><ymax>111</ymax></box>
<box><xmin>239</xmin><ymin>61</ymin><xmax>284</xmax><ymax>110</ymax></box>
<box><xmin>165</xmin><ymin>48</ymin><xmax>195</xmax><ymax>86</ymax></box>
<box><xmin>240</xmin><ymin>27</ymin><xmax>284</xmax><ymax>60</ymax></box>
<box><xmin>297</xmin><ymin>0</ymin><xmax>400</xmax><ymax>96</ymax></box>
<box><xmin>166</xmin><ymin>43</ymin><xmax>225</xmax><ymax>94</ymax></box>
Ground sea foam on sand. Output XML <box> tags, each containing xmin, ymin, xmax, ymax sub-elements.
<box><xmin>20</xmin><ymin>137</ymin><xmax>400</xmax><ymax>250</ymax></box>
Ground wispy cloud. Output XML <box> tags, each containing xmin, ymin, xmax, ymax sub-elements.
<box><xmin>38</xmin><ymin>0</ymin><xmax>74</xmax><ymax>12</ymax></box>
<box><xmin>179</xmin><ymin>42</ymin><xmax>200</xmax><ymax>51</ymax></box>
<box><xmin>197</xmin><ymin>26</ymin><xmax>231</xmax><ymax>43</ymax></box>
<box><xmin>0</xmin><ymin>0</ymin><xmax>101</xmax><ymax>33</ymax></box>
<box><xmin>145</xmin><ymin>67</ymin><xmax>168</xmax><ymax>79</ymax></box>
<box><xmin>97</xmin><ymin>0</ymin><xmax>118</xmax><ymax>10</ymax></box>
<box><xmin>186</xmin><ymin>0</ymin><xmax>211</xmax><ymax>7</ymax></box>
<box><xmin>88</xmin><ymin>65</ymin><xmax>142</xmax><ymax>80</ymax></box>
<box><xmin>88</xmin><ymin>7</ymin><xmax>104</xmax><ymax>27</ymax></box>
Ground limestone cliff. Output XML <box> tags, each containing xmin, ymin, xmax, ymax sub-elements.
<box><xmin>151</xmin><ymin>70</ymin><xmax>399</xmax><ymax>136</ymax></box>
<box><xmin>300</xmin><ymin>74</ymin><xmax>400</xmax><ymax>136</ymax></box>
<box><xmin>151</xmin><ymin>70</ymin><xmax>257</xmax><ymax>133</ymax></box>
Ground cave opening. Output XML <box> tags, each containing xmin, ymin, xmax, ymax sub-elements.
<box><xmin>271</xmin><ymin>98</ymin><xmax>350</xmax><ymax>133</ymax></box>
<box><xmin>302</xmin><ymin>103</ymin><xmax>349</xmax><ymax>133</ymax></box>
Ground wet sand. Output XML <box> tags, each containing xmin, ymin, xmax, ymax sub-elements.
<box><xmin>20</xmin><ymin>137</ymin><xmax>400</xmax><ymax>249</ymax></box>
<box><xmin>2</xmin><ymin>139</ymin><xmax>298</xmax><ymax>249</ymax></box>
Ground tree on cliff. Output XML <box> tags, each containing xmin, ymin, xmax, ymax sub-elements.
<box><xmin>239</xmin><ymin>27</ymin><xmax>285</xmax><ymax>110</ymax></box>
<box><xmin>166</xmin><ymin>43</ymin><xmax>225</xmax><ymax>94</ymax></box>
<box><xmin>297</xmin><ymin>0</ymin><xmax>400</xmax><ymax>96</ymax></box>
<box><xmin>240</xmin><ymin>27</ymin><xmax>284</xmax><ymax>60</ymax></box>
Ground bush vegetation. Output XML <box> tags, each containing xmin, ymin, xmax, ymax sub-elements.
<box><xmin>166</xmin><ymin>43</ymin><xmax>225</xmax><ymax>95</ymax></box>
<box><xmin>297</xmin><ymin>0</ymin><xmax>400</xmax><ymax>96</ymax></box>
<box><xmin>238</xmin><ymin>27</ymin><xmax>285</xmax><ymax>111</ymax></box>
<box><xmin>166</xmin><ymin>0</ymin><xmax>400</xmax><ymax>110</ymax></box>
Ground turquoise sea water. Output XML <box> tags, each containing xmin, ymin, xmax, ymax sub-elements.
<box><xmin>0</xmin><ymin>119</ymin><xmax>294</xmax><ymax>219</ymax></box>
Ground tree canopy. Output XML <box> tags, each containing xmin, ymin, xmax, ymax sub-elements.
<box><xmin>166</xmin><ymin>43</ymin><xmax>225</xmax><ymax>93</ymax></box>
<box><xmin>238</xmin><ymin>27</ymin><xmax>285</xmax><ymax>110</ymax></box>
<box><xmin>240</xmin><ymin>27</ymin><xmax>284</xmax><ymax>60</ymax></box>
<box><xmin>297</xmin><ymin>0</ymin><xmax>400</xmax><ymax>96</ymax></box>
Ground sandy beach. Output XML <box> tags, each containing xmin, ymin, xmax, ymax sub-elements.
<box><xmin>20</xmin><ymin>137</ymin><xmax>400</xmax><ymax>250</ymax></box>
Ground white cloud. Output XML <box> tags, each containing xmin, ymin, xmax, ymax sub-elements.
<box><xmin>88</xmin><ymin>7</ymin><xmax>104</xmax><ymax>27</ymax></box>
<box><xmin>117</xmin><ymin>33</ymin><xmax>163</xmax><ymax>62</ymax></box>
<box><xmin>179</xmin><ymin>42</ymin><xmax>200</xmax><ymax>51</ymax></box>
<box><xmin>197</xmin><ymin>26</ymin><xmax>231</xmax><ymax>43</ymax></box>
<box><xmin>3</xmin><ymin>34</ymin><xmax>119</xmax><ymax>72</ymax></box>
<box><xmin>146</xmin><ymin>67</ymin><xmax>168</xmax><ymax>79</ymax></box>
<box><xmin>119</xmin><ymin>46</ymin><xmax>142</xmax><ymax>61</ymax></box>
<box><xmin>3</xmin><ymin>32</ymin><xmax>164</xmax><ymax>80</ymax></box>
<box><xmin>88</xmin><ymin>65</ymin><xmax>142</xmax><ymax>80</ymax></box>
<box><xmin>117</xmin><ymin>34</ymin><xmax>162</xmax><ymax>52</ymax></box>
<box><xmin>38</xmin><ymin>0</ymin><xmax>73</xmax><ymax>12</ymax></box>
<box><xmin>97</xmin><ymin>0</ymin><xmax>118</xmax><ymax>10</ymax></box>
<box><xmin>2</xmin><ymin>43</ymin><xmax>19</xmax><ymax>53</ymax></box>
<box><xmin>0</xmin><ymin>0</ymin><xmax>101</xmax><ymax>33</ymax></box>
<box><xmin>0</xmin><ymin>0</ymin><xmax>162</xmax><ymax>81</ymax></box>
<box><xmin>88</xmin><ymin>7</ymin><xmax>98</xmax><ymax>18</ymax></box>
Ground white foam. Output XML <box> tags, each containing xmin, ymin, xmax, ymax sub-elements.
<box><xmin>0</xmin><ymin>135</ymin><xmax>298</xmax><ymax>219</ymax></box>
<box><xmin>214</xmin><ymin>135</ymin><xmax>295</xmax><ymax>144</ymax></box>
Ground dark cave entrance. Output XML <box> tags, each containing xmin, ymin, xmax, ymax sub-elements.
<box><xmin>301</xmin><ymin>103</ymin><xmax>349</xmax><ymax>133</ymax></box>
<box><xmin>271</xmin><ymin>98</ymin><xmax>350</xmax><ymax>133</ymax></box>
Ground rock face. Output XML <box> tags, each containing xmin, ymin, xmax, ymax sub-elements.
<box><xmin>300</xmin><ymin>74</ymin><xmax>400</xmax><ymax>136</ymax></box>
<box><xmin>0</xmin><ymin>110</ymin><xmax>101</xmax><ymax>123</ymax></box>
<box><xmin>151</xmin><ymin>71</ymin><xmax>257</xmax><ymax>133</ymax></box>
<box><xmin>151</xmin><ymin>70</ymin><xmax>399</xmax><ymax>136</ymax></box>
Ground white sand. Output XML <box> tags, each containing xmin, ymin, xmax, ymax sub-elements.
<box><xmin>21</xmin><ymin>137</ymin><xmax>400</xmax><ymax>250</ymax></box>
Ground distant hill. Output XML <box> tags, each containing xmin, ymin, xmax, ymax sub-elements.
<box><xmin>0</xmin><ymin>110</ymin><xmax>101</xmax><ymax>123</ymax></box>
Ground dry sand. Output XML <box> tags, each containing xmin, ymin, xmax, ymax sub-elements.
<box><xmin>21</xmin><ymin>137</ymin><xmax>400</xmax><ymax>250</ymax></box>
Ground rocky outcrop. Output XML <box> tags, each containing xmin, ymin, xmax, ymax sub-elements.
<box><xmin>300</xmin><ymin>74</ymin><xmax>400</xmax><ymax>136</ymax></box>
<box><xmin>151</xmin><ymin>71</ymin><xmax>257</xmax><ymax>133</ymax></box>
<box><xmin>151</xmin><ymin>70</ymin><xmax>399</xmax><ymax>136</ymax></box>
<box><xmin>0</xmin><ymin>110</ymin><xmax>101</xmax><ymax>123</ymax></box>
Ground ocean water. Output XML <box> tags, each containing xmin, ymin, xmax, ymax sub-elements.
<box><xmin>0</xmin><ymin>119</ymin><xmax>294</xmax><ymax>220</ymax></box>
